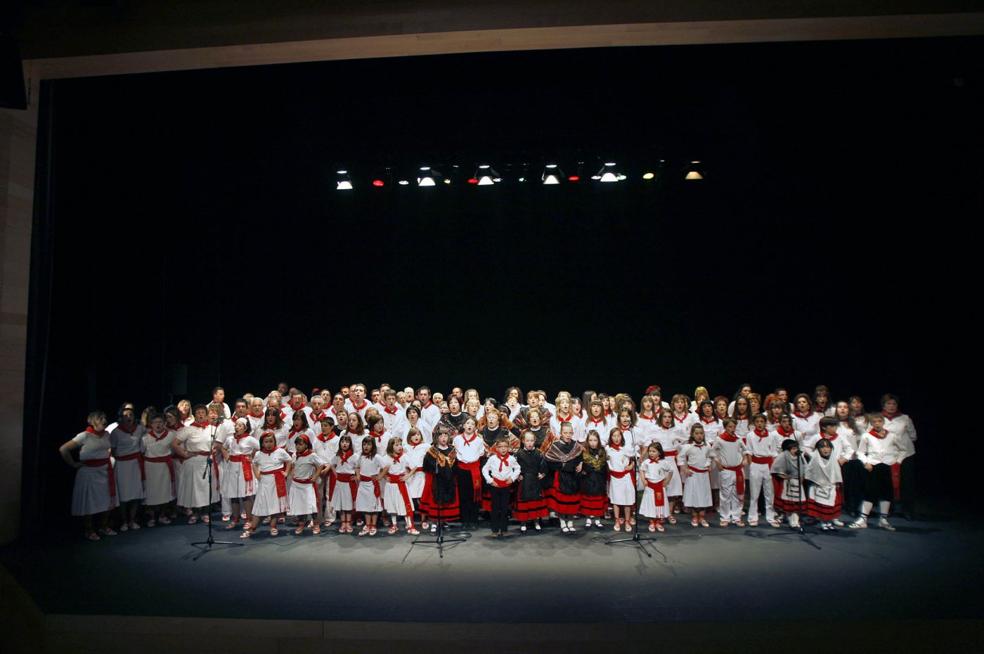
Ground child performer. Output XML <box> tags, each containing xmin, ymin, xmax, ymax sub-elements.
<box><xmin>482</xmin><ymin>437</ymin><xmax>521</xmax><ymax>537</ymax></box>
<box><xmin>653</xmin><ymin>409</ymin><xmax>683</xmax><ymax>520</ymax></box>
<box><xmin>421</xmin><ymin>426</ymin><xmax>460</xmax><ymax>533</ymax></box>
<box><xmin>242</xmin><ymin>432</ymin><xmax>292</xmax><ymax>538</ymax></box>
<box><xmin>288</xmin><ymin>434</ymin><xmax>326</xmax><ymax>535</ymax></box>
<box><xmin>221</xmin><ymin>417</ymin><xmax>259</xmax><ymax>531</ymax></box>
<box><xmin>697</xmin><ymin>400</ymin><xmax>723</xmax><ymax>511</ymax></box>
<box><xmin>330</xmin><ymin>435</ymin><xmax>358</xmax><ymax>533</ymax></box>
<box><xmin>805</xmin><ymin>416</ymin><xmax>854</xmax><ymax>527</ymax></box>
<box><xmin>679</xmin><ymin>424</ymin><xmax>713</xmax><ymax>528</ymax></box>
<box><xmin>710</xmin><ymin>418</ymin><xmax>746</xmax><ymax>527</ymax></box>
<box><xmin>578</xmin><ymin>430</ymin><xmax>608</xmax><ymax>529</ymax></box>
<box><xmin>314</xmin><ymin>417</ymin><xmax>339</xmax><ymax>527</ymax></box>
<box><xmin>110</xmin><ymin>404</ymin><xmax>146</xmax><ymax>531</ymax></box>
<box><xmin>453</xmin><ymin>417</ymin><xmax>485</xmax><ymax>530</ymax></box>
<box><xmin>639</xmin><ymin>442</ymin><xmax>674</xmax><ymax>532</ymax></box>
<box><xmin>745</xmin><ymin>413</ymin><xmax>783</xmax><ymax>528</ymax></box>
<box><xmin>605</xmin><ymin>427</ymin><xmax>636</xmax><ymax>532</ymax></box>
<box><xmin>142</xmin><ymin>413</ymin><xmax>176</xmax><ymax>526</ymax></box>
<box><xmin>544</xmin><ymin>421</ymin><xmax>584</xmax><ymax>533</ymax></box>
<box><xmin>771</xmin><ymin>439</ymin><xmax>809</xmax><ymax>529</ymax></box>
<box><xmin>805</xmin><ymin>437</ymin><xmax>843</xmax><ymax>530</ymax></box>
<box><xmin>381</xmin><ymin>436</ymin><xmax>419</xmax><ymax>535</ymax></box>
<box><xmin>59</xmin><ymin>411</ymin><xmax>120</xmax><ymax>540</ymax></box>
<box><xmin>403</xmin><ymin>428</ymin><xmax>429</xmax><ymax>530</ymax></box>
<box><xmin>850</xmin><ymin>413</ymin><xmax>905</xmax><ymax>531</ymax></box>
<box><xmin>354</xmin><ymin>436</ymin><xmax>386</xmax><ymax>536</ymax></box>
<box><xmin>514</xmin><ymin>431</ymin><xmax>548</xmax><ymax>532</ymax></box>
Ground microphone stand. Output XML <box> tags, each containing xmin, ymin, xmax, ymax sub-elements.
<box><xmin>605</xmin><ymin>453</ymin><xmax>665</xmax><ymax>560</ymax></box>
<box><xmin>403</xmin><ymin>453</ymin><xmax>469</xmax><ymax>561</ymax></box>
<box><xmin>764</xmin><ymin>449</ymin><xmax>821</xmax><ymax>550</ymax></box>
<box><xmin>191</xmin><ymin>422</ymin><xmax>243</xmax><ymax>560</ymax></box>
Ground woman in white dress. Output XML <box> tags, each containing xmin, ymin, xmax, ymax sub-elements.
<box><xmin>58</xmin><ymin>411</ymin><xmax>120</xmax><ymax>540</ymax></box>
<box><xmin>172</xmin><ymin>404</ymin><xmax>218</xmax><ymax>524</ymax></box>
<box><xmin>142</xmin><ymin>412</ymin><xmax>176</xmax><ymax>527</ymax></box>
<box><xmin>110</xmin><ymin>403</ymin><xmax>146</xmax><ymax>532</ymax></box>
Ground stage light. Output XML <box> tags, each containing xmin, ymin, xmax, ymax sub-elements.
<box><xmin>336</xmin><ymin>169</ymin><xmax>353</xmax><ymax>191</ymax></box>
<box><xmin>685</xmin><ymin>160</ymin><xmax>705</xmax><ymax>181</ymax></box>
<box><xmin>518</xmin><ymin>176</ymin><xmax>526</xmax><ymax>182</ymax></box>
<box><xmin>474</xmin><ymin>164</ymin><xmax>499</xmax><ymax>186</ymax></box>
<box><xmin>642</xmin><ymin>172</ymin><xmax>655</xmax><ymax>180</ymax></box>
<box><xmin>568</xmin><ymin>175</ymin><xmax>580</xmax><ymax>182</ymax></box>
<box><xmin>542</xmin><ymin>163</ymin><xmax>563</xmax><ymax>185</ymax></box>
<box><xmin>372</xmin><ymin>179</ymin><xmax>385</xmax><ymax>187</ymax></box>
<box><xmin>398</xmin><ymin>179</ymin><xmax>410</xmax><ymax>186</ymax></box>
<box><xmin>444</xmin><ymin>178</ymin><xmax>451</xmax><ymax>185</ymax></box>
<box><xmin>596</xmin><ymin>161</ymin><xmax>623</xmax><ymax>183</ymax></box>
<box><xmin>467</xmin><ymin>177</ymin><xmax>479</xmax><ymax>185</ymax></box>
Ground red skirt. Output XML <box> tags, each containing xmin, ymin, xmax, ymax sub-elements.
<box><xmin>481</xmin><ymin>484</ymin><xmax>492</xmax><ymax>513</ymax></box>
<box><xmin>419</xmin><ymin>473</ymin><xmax>460</xmax><ymax>522</ymax></box>
<box><xmin>547</xmin><ymin>476</ymin><xmax>581</xmax><ymax>517</ymax></box>
<box><xmin>806</xmin><ymin>487</ymin><xmax>843</xmax><ymax>520</ymax></box>
<box><xmin>578</xmin><ymin>493</ymin><xmax>608</xmax><ymax>517</ymax></box>
<box><xmin>513</xmin><ymin>483</ymin><xmax>547</xmax><ymax>521</ymax></box>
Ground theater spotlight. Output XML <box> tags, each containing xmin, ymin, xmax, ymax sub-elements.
<box><xmin>641</xmin><ymin>159</ymin><xmax>666</xmax><ymax>181</ymax></box>
<box><xmin>474</xmin><ymin>164</ymin><xmax>499</xmax><ymax>186</ymax></box>
<box><xmin>568</xmin><ymin>161</ymin><xmax>584</xmax><ymax>183</ymax></box>
<box><xmin>596</xmin><ymin>161</ymin><xmax>625</xmax><ymax>183</ymax></box>
<box><xmin>370</xmin><ymin>166</ymin><xmax>393</xmax><ymax>188</ymax></box>
<box><xmin>336</xmin><ymin>170</ymin><xmax>353</xmax><ymax>191</ymax></box>
<box><xmin>417</xmin><ymin>166</ymin><xmax>442</xmax><ymax>187</ymax></box>
<box><xmin>542</xmin><ymin>163</ymin><xmax>563</xmax><ymax>185</ymax></box>
<box><xmin>685</xmin><ymin>160</ymin><xmax>705</xmax><ymax>181</ymax></box>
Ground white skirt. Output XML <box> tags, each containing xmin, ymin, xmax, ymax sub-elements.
<box><xmin>407</xmin><ymin>471</ymin><xmax>425</xmax><ymax>499</ymax></box>
<box><xmin>71</xmin><ymin>463</ymin><xmax>119</xmax><ymax>516</ymax></box>
<box><xmin>114</xmin><ymin>457</ymin><xmax>145</xmax><ymax>502</ymax></box>
<box><xmin>355</xmin><ymin>480</ymin><xmax>382</xmax><ymax>513</ymax></box>
<box><xmin>288</xmin><ymin>481</ymin><xmax>319</xmax><ymax>516</ymax></box>
<box><xmin>683</xmin><ymin>471</ymin><xmax>712</xmax><ymax>508</ymax></box>
<box><xmin>252</xmin><ymin>474</ymin><xmax>288</xmax><ymax>516</ymax></box>
<box><xmin>144</xmin><ymin>459</ymin><xmax>175</xmax><ymax>506</ymax></box>
<box><xmin>664</xmin><ymin>455</ymin><xmax>683</xmax><ymax>496</ymax></box>
<box><xmin>221</xmin><ymin>459</ymin><xmax>255</xmax><ymax>499</ymax></box>
<box><xmin>177</xmin><ymin>455</ymin><xmax>216</xmax><ymax>509</ymax></box>
<box><xmin>383</xmin><ymin>481</ymin><xmax>411</xmax><ymax>517</ymax></box>
<box><xmin>638</xmin><ymin>484</ymin><xmax>669</xmax><ymax>519</ymax></box>
<box><xmin>608</xmin><ymin>474</ymin><xmax>636</xmax><ymax>506</ymax></box>
<box><xmin>330</xmin><ymin>476</ymin><xmax>356</xmax><ymax>511</ymax></box>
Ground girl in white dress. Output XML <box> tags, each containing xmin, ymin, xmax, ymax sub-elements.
<box><xmin>221</xmin><ymin>418</ymin><xmax>259</xmax><ymax>532</ymax></box>
<box><xmin>634</xmin><ymin>395</ymin><xmax>660</xmax><ymax>450</ymax></box>
<box><xmin>242</xmin><ymin>432</ymin><xmax>293</xmax><ymax>538</ymax></box>
<box><xmin>253</xmin><ymin>408</ymin><xmax>289</xmax><ymax>450</ymax></box>
<box><xmin>288</xmin><ymin>434</ymin><xmax>327</xmax><ymax>535</ymax></box>
<box><xmin>652</xmin><ymin>409</ymin><xmax>683</xmax><ymax>522</ymax></box>
<box><xmin>313</xmin><ymin>416</ymin><xmax>340</xmax><ymax>527</ymax></box>
<box><xmin>58</xmin><ymin>411</ymin><xmax>119</xmax><ymax>540</ymax></box>
<box><xmin>638</xmin><ymin>442</ymin><xmax>674</xmax><ymax>532</ymax></box>
<box><xmin>110</xmin><ymin>404</ymin><xmax>146</xmax><ymax>532</ymax></box>
<box><xmin>142</xmin><ymin>413</ymin><xmax>176</xmax><ymax>527</ymax></box>
<box><xmin>380</xmin><ymin>436</ymin><xmax>419</xmax><ymax>535</ymax></box>
<box><xmin>340</xmin><ymin>412</ymin><xmax>368</xmax><ymax>459</ymax></box>
<box><xmin>330</xmin><ymin>434</ymin><xmax>358</xmax><ymax>533</ymax></box>
<box><xmin>172</xmin><ymin>405</ymin><xmax>217</xmax><ymax>524</ymax></box>
<box><xmin>605</xmin><ymin>427</ymin><xmax>636</xmax><ymax>532</ymax></box>
<box><xmin>355</xmin><ymin>437</ymin><xmax>386</xmax><ymax>536</ymax></box>
<box><xmin>679</xmin><ymin>424</ymin><xmax>713</xmax><ymax>527</ymax></box>
<box><xmin>403</xmin><ymin>428</ymin><xmax>429</xmax><ymax>530</ymax></box>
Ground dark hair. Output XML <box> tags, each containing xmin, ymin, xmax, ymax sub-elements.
<box><xmin>733</xmin><ymin>383</ymin><xmax>752</xmax><ymax>401</ymax></box>
<box><xmin>291</xmin><ymin>411</ymin><xmax>310</xmax><ymax>430</ymax></box>
<box><xmin>338</xmin><ymin>434</ymin><xmax>353</xmax><ymax>452</ymax></box>
<box><xmin>361</xmin><ymin>436</ymin><xmax>378</xmax><ymax>456</ymax></box>
<box><xmin>212</xmin><ymin>386</ymin><xmax>224</xmax><ymax>395</ymax></box>
<box><xmin>781</xmin><ymin>438</ymin><xmax>798</xmax><ymax>452</ymax></box>
<box><xmin>366</xmin><ymin>414</ymin><xmax>384</xmax><ymax>432</ymax></box>
<box><xmin>647</xmin><ymin>441</ymin><xmax>665</xmax><ymax>459</ymax></box>
<box><xmin>405</xmin><ymin>405</ymin><xmax>420</xmax><ymax>419</ymax></box>
<box><xmin>263</xmin><ymin>407</ymin><xmax>284</xmax><ymax>429</ymax></box>
<box><xmin>192</xmin><ymin>403</ymin><xmax>209</xmax><ymax>416</ymax></box>
<box><xmin>880</xmin><ymin>393</ymin><xmax>900</xmax><ymax>408</ymax></box>
<box><xmin>117</xmin><ymin>402</ymin><xmax>136</xmax><ymax>421</ymax></box>
<box><xmin>814</xmin><ymin>438</ymin><xmax>833</xmax><ymax>453</ymax></box>
<box><xmin>819</xmin><ymin>416</ymin><xmax>839</xmax><ymax>431</ymax></box>
<box><xmin>793</xmin><ymin>393</ymin><xmax>813</xmax><ymax>412</ymax></box>
<box><xmin>345</xmin><ymin>412</ymin><xmax>365</xmax><ymax>434</ymax></box>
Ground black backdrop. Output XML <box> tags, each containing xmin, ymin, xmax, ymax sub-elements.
<box><xmin>24</xmin><ymin>37</ymin><xmax>981</xmax><ymax>527</ymax></box>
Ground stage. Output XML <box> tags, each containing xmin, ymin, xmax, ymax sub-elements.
<box><xmin>3</xmin><ymin>499</ymin><xmax>983</xmax><ymax>652</ymax></box>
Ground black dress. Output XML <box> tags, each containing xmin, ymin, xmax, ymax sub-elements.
<box><xmin>514</xmin><ymin>447</ymin><xmax>548</xmax><ymax>521</ymax></box>
<box><xmin>578</xmin><ymin>450</ymin><xmax>609</xmax><ymax>517</ymax></box>
<box><xmin>547</xmin><ymin>440</ymin><xmax>582</xmax><ymax>517</ymax></box>
<box><xmin>422</xmin><ymin>446</ymin><xmax>460</xmax><ymax>521</ymax></box>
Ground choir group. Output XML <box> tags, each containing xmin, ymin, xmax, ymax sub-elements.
<box><xmin>58</xmin><ymin>382</ymin><xmax>918</xmax><ymax>542</ymax></box>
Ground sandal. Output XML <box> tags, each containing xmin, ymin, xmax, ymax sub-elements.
<box><xmin>312</xmin><ymin>525</ymin><xmax>321</xmax><ymax>535</ymax></box>
<box><xmin>146</xmin><ymin>519</ymin><xmax>156</xmax><ymax>528</ymax></box>
<box><xmin>369</xmin><ymin>527</ymin><xmax>377</xmax><ymax>536</ymax></box>
<box><xmin>240</xmin><ymin>529</ymin><xmax>252</xmax><ymax>539</ymax></box>
<box><xmin>667</xmin><ymin>515</ymin><xmax>677</xmax><ymax>525</ymax></box>
<box><xmin>734</xmin><ymin>520</ymin><xmax>746</xmax><ymax>527</ymax></box>
<box><xmin>691</xmin><ymin>518</ymin><xmax>699</xmax><ymax>528</ymax></box>
<box><xmin>187</xmin><ymin>515</ymin><xmax>198</xmax><ymax>525</ymax></box>
<box><xmin>407</xmin><ymin>527</ymin><xmax>420</xmax><ymax>535</ymax></box>
<box><xmin>387</xmin><ymin>525</ymin><xmax>398</xmax><ymax>535</ymax></box>
<box><xmin>700</xmin><ymin>519</ymin><xmax>710</xmax><ymax>528</ymax></box>
<box><xmin>225</xmin><ymin>521</ymin><xmax>239</xmax><ymax>530</ymax></box>
<box><xmin>648</xmin><ymin>522</ymin><xmax>657</xmax><ymax>533</ymax></box>
<box><xmin>270</xmin><ymin>527</ymin><xmax>279</xmax><ymax>536</ymax></box>
<box><xmin>202</xmin><ymin>515</ymin><xmax>210</xmax><ymax>525</ymax></box>
<box><xmin>294</xmin><ymin>525</ymin><xmax>305</xmax><ymax>535</ymax></box>
<box><xmin>656</xmin><ymin>521</ymin><xmax>665</xmax><ymax>533</ymax></box>
<box><xmin>769</xmin><ymin>519</ymin><xmax>781</xmax><ymax>528</ymax></box>
<box><xmin>98</xmin><ymin>527</ymin><xmax>117</xmax><ymax>536</ymax></box>
<box><xmin>421</xmin><ymin>521</ymin><xmax>430</xmax><ymax>530</ymax></box>
<box><xmin>358</xmin><ymin>526</ymin><xmax>371</xmax><ymax>537</ymax></box>
<box><xmin>719</xmin><ymin>520</ymin><xmax>730</xmax><ymax>528</ymax></box>
<box><xmin>128</xmin><ymin>521</ymin><xmax>141</xmax><ymax>531</ymax></box>
<box><xmin>85</xmin><ymin>531</ymin><xmax>100</xmax><ymax>541</ymax></box>
<box><xmin>613</xmin><ymin>518</ymin><xmax>623</xmax><ymax>532</ymax></box>
<box><xmin>159</xmin><ymin>515</ymin><xmax>172</xmax><ymax>525</ymax></box>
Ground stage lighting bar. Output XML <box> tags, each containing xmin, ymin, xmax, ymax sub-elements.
<box><xmin>542</xmin><ymin>164</ymin><xmax>563</xmax><ymax>185</ymax></box>
<box><xmin>336</xmin><ymin>170</ymin><xmax>353</xmax><ymax>191</ymax></box>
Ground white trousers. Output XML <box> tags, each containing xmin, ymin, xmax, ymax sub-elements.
<box><xmin>718</xmin><ymin>469</ymin><xmax>743</xmax><ymax>522</ymax></box>
<box><xmin>747</xmin><ymin>463</ymin><xmax>775</xmax><ymax>522</ymax></box>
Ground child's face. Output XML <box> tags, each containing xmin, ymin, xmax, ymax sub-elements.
<box><xmin>724</xmin><ymin>422</ymin><xmax>736</xmax><ymax>434</ymax></box>
<box><xmin>437</xmin><ymin>433</ymin><xmax>449</xmax><ymax>446</ymax></box>
<box><xmin>523</xmin><ymin>434</ymin><xmax>535</xmax><ymax>449</ymax></box>
<box><xmin>780</xmin><ymin>416</ymin><xmax>792</xmax><ymax>431</ymax></box>
<box><xmin>619</xmin><ymin>413</ymin><xmax>630</xmax><ymax>427</ymax></box>
<box><xmin>409</xmin><ymin>432</ymin><xmax>422</xmax><ymax>446</ymax></box>
<box><xmin>818</xmin><ymin>443</ymin><xmax>833</xmax><ymax>457</ymax></box>
<box><xmin>90</xmin><ymin>415</ymin><xmax>107</xmax><ymax>431</ymax></box>
<box><xmin>610</xmin><ymin>432</ymin><xmax>622</xmax><ymax>447</ymax></box>
<box><xmin>362</xmin><ymin>441</ymin><xmax>372</xmax><ymax>455</ymax></box>
<box><xmin>560</xmin><ymin>424</ymin><xmax>573</xmax><ymax>441</ymax></box>
<box><xmin>824</xmin><ymin>425</ymin><xmax>838</xmax><ymax>436</ymax></box>
<box><xmin>150</xmin><ymin>417</ymin><xmax>164</xmax><ymax>432</ymax></box>
<box><xmin>235</xmin><ymin>422</ymin><xmax>247</xmax><ymax>435</ymax></box>
<box><xmin>673</xmin><ymin>398</ymin><xmax>686</xmax><ymax>412</ymax></box>
<box><xmin>871</xmin><ymin>416</ymin><xmax>884</xmax><ymax>430</ymax></box>
<box><xmin>754</xmin><ymin>417</ymin><xmax>767</xmax><ymax>429</ymax></box>
<box><xmin>394</xmin><ymin>441</ymin><xmax>404</xmax><ymax>455</ymax></box>
<box><xmin>789</xmin><ymin>445</ymin><xmax>799</xmax><ymax>457</ymax></box>
<box><xmin>214</xmin><ymin>389</ymin><xmax>225</xmax><ymax>402</ymax></box>
<box><xmin>295</xmin><ymin>439</ymin><xmax>308</xmax><ymax>454</ymax></box>
<box><xmin>262</xmin><ymin>436</ymin><xmax>275</xmax><ymax>451</ymax></box>
<box><xmin>693</xmin><ymin>429</ymin><xmax>705</xmax><ymax>443</ymax></box>
<box><xmin>648</xmin><ymin>446</ymin><xmax>660</xmax><ymax>459</ymax></box>
<box><xmin>496</xmin><ymin>442</ymin><xmax>508</xmax><ymax>456</ymax></box>
<box><xmin>586</xmin><ymin>435</ymin><xmax>600</xmax><ymax>450</ymax></box>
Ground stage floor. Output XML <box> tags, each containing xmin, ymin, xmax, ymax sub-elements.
<box><xmin>3</xmin><ymin>503</ymin><xmax>983</xmax><ymax>626</ymax></box>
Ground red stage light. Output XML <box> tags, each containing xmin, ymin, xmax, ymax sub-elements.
<box><xmin>467</xmin><ymin>178</ymin><xmax>479</xmax><ymax>184</ymax></box>
<box><xmin>372</xmin><ymin>179</ymin><xmax>385</xmax><ymax>187</ymax></box>
<box><xmin>568</xmin><ymin>175</ymin><xmax>580</xmax><ymax>182</ymax></box>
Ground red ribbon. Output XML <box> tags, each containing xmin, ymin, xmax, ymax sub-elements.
<box><xmin>751</xmin><ymin>455</ymin><xmax>774</xmax><ymax>465</ymax></box>
<box><xmin>83</xmin><ymin>458</ymin><xmax>116</xmax><ymax>498</ymax></box>
<box><xmin>116</xmin><ymin>451</ymin><xmax>145</xmax><ymax>480</ymax></box>
<box><xmin>386</xmin><ymin>473</ymin><xmax>414</xmax><ymax>515</ymax></box>
<box><xmin>722</xmin><ymin>464</ymin><xmax>745</xmax><ymax>496</ymax></box>
<box><xmin>144</xmin><ymin>455</ymin><xmax>175</xmax><ymax>495</ymax></box>
<box><xmin>335</xmin><ymin>472</ymin><xmax>358</xmax><ymax>504</ymax></box>
<box><xmin>646</xmin><ymin>479</ymin><xmax>665</xmax><ymax>506</ymax></box>
<box><xmin>261</xmin><ymin>466</ymin><xmax>288</xmax><ymax>497</ymax></box>
<box><xmin>458</xmin><ymin>459</ymin><xmax>483</xmax><ymax>502</ymax></box>
<box><xmin>229</xmin><ymin>454</ymin><xmax>253</xmax><ymax>482</ymax></box>
<box><xmin>360</xmin><ymin>474</ymin><xmax>381</xmax><ymax>498</ymax></box>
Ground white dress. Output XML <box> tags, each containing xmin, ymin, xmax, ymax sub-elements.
<box><xmin>222</xmin><ymin>434</ymin><xmax>259</xmax><ymax>499</ymax></box>
<box><xmin>651</xmin><ymin>426</ymin><xmax>684</xmax><ymax>497</ymax></box>
<box><xmin>355</xmin><ymin>453</ymin><xmax>385</xmax><ymax>512</ymax></box>
<box><xmin>404</xmin><ymin>442</ymin><xmax>429</xmax><ymax>499</ymax></box>
<box><xmin>175</xmin><ymin>424</ymin><xmax>217</xmax><ymax>509</ymax></box>
<box><xmin>381</xmin><ymin>454</ymin><xmax>414</xmax><ymax>517</ymax></box>
<box><xmin>288</xmin><ymin>452</ymin><xmax>325</xmax><ymax>516</ymax></box>
<box><xmin>142</xmin><ymin>429</ymin><xmax>176</xmax><ymax>505</ymax></box>
<box><xmin>330</xmin><ymin>451</ymin><xmax>359</xmax><ymax>511</ymax></box>
<box><xmin>680</xmin><ymin>443</ymin><xmax>713</xmax><ymax>508</ymax></box>
<box><xmin>605</xmin><ymin>445</ymin><xmax>636</xmax><ymax>506</ymax></box>
<box><xmin>638</xmin><ymin>458</ymin><xmax>673</xmax><ymax>518</ymax></box>
<box><xmin>70</xmin><ymin>430</ymin><xmax>120</xmax><ymax>516</ymax></box>
<box><xmin>111</xmin><ymin>424</ymin><xmax>146</xmax><ymax>502</ymax></box>
<box><xmin>252</xmin><ymin>449</ymin><xmax>292</xmax><ymax>516</ymax></box>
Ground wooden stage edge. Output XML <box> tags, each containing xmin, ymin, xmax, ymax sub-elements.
<box><xmin>26</xmin><ymin>12</ymin><xmax>984</xmax><ymax>81</ymax></box>
<box><xmin>3</xmin><ymin>564</ymin><xmax>984</xmax><ymax>653</ymax></box>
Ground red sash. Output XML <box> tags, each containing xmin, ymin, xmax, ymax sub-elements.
<box><xmin>293</xmin><ymin>477</ymin><xmax>318</xmax><ymax>500</ymax></box>
<box><xmin>359</xmin><ymin>474</ymin><xmax>381</xmax><ymax>498</ymax></box>
<box><xmin>335</xmin><ymin>472</ymin><xmax>358</xmax><ymax>503</ymax></box>
<box><xmin>261</xmin><ymin>466</ymin><xmax>287</xmax><ymax>497</ymax></box>
<box><xmin>386</xmin><ymin>473</ymin><xmax>414</xmax><ymax>515</ymax></box>
<box><xmin>83</xmin><ymin>458</ymin><xmax>116</xmax><ymax>498</ymax></box>
<box><xmin>751</xmin><ymin>455</ymin><xmax>774</xmax><ymax>466</ymax></box>
<box><xmin>645</xmin><ymin>479</ymin><xmax>665</xmax><ymax>505</ymax></box>
<box><xmin>144</xmin><ymin>455</ymin><xmax>175</xmax><ymax>494</ymax></box>
<box><xmin>663</xmin><ymin>450</ymin><xmax>678</xmax><ymax>458</ymax></box>
<box><xmin>687</xmin><ymin>466</ymin><xmax>709</xmax><ymax>474</ymax></box>
<box><xmin>229</xmin><ymin>454</ymin><xmax>254</xmax><ymax>482</ymax></box>
<box><xmin>116</xmin><ymin>451</ymin><xmax>145</xmax><ymax>480</ymax></box>
<box><xmin>722</xmin><ymin>464</ymin><xmax>745</xmax><ymax>495</ymax></box>
<box><xmin>491</xmin><ymin>477</ymin><xmax>512</xmax><ymax>488</ymax></box>
<box><xmin>458</xmin><ymin>459</ymin><xmax>483</xmax><ymax>501</ymax></box>
<box><xmin>607</xmin><ymin>468</ymin><xmax>637</xmax><ymax>488</ymax></box>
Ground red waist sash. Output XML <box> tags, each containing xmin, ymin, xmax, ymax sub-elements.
<box><xmin>458</xmin><ymin>459</ymin><xmax>482</xmax><ymax>502</ymax></box>
<box><xmin>751</xmin><ymin>455</ymin><xmax>775</xmax><ymax>466</ymax></box>
<box><xmin>334</xmin><ymin>472</ymin><xmax>358</xmax><ymax>503</ymax></box>
<box><xmin>663</xmin><ymin>450</ymin><xmax>678</xmax><ymax>457</ymax></box>
<box><xmin>645</xmin><ymin>479</ymin><xmax>665</xmax><ymax>505</ymax></box>
<box><xmin>261</xmin><ymin>466</ymin><xmax>287</xmax><ymax>497</ymax></box>
<box><xmin>83</xmin><ymin>458</ymin><xmax>116</xmax><ymax>498</ymax></box>
<box><xmin>386</xmin><ymin>473</ymin><xmax>413</xmax><ymax>515</ymax></box>
<box><xmin>116</xmin><ymin>451</ymin><xmax>145</xmax><ymax>480</ymax></box>
<box><xmin>359</xmin><ymin>474</ymin><xmax>381</xmax><ymax>498</ymax></box>
<box><xmin>722</xmin><ymin>464</ymin><xmax>745</xmax><ymax>494</ymax></box>
<box><xmin>607</xmin><ymin>468</ymin><xmax>637</xmax><ymax>488</ymax></box>
<box><xmin>687</xmin><ymin>466</ymin><xmax>709</xmax><ymax>473</ymax></box>
<box><xmin>229</xmin><ymin>454</ymin><xmax>254</xmax><ymax>482</ymax></box>
<box><xmin>144</xmin><ymin>455</ymin><xmax>175</xmax><ymax>493</ymax></box>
